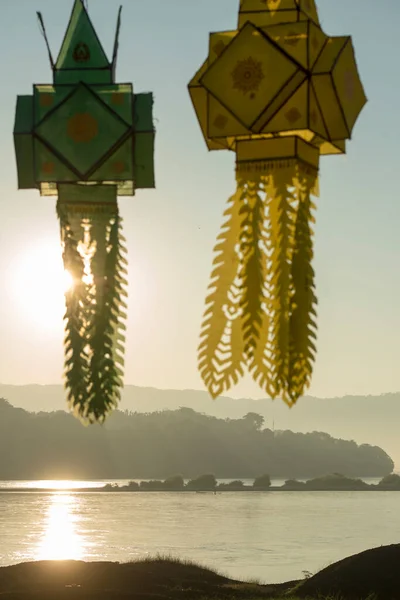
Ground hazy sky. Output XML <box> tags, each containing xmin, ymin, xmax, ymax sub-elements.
<box><xmin>0</xmin><ymin>0</ymin><xmax>399</xmax><ymax>399</ymax></box>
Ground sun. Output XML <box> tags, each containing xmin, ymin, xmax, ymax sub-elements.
<box><xmin>9</xmin><ymin>239</ymin><xmax>73</xmax><ymax>332</ymax></box>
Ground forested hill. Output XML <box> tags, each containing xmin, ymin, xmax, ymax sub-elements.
<box><xmin>0</xmin><ymin>384</ymin><xmax>398</xmax><ymax>468</ymax></box>
<box><xmin>0</xmin><ymin>400</ymin><xmax>393</xmax><ymax>480</ymax></box>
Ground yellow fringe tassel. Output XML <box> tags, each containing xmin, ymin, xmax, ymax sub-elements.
<box><xmin>199</xmin><ymin>159</ymin><xmax>318</xmax><ymax>405</ymax></box>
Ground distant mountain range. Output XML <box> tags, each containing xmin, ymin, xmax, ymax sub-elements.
<box><xmin>0</xmin><ymin>384</ymin><xmax>399</xmax><ymax>468</ymax></box>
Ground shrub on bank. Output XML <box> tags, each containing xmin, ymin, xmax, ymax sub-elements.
<box><xmin>186</xmin><ymin>474</ymin><xmax>217</xmax><ymax>491</ymax></box>
<box><xmin>282</xmin><ymin>479</ymin><xmax>306</xmax><ymax>489</ymax></box>
<box><xmin>218</xmin><ymin>480</ymin><xmax>245</xmax><ymax>490</ymax></box>
<box><xmin>304</xmin><ymin>473</ymin><xmax>368</xmax><ymax>490</ymax></box>
<box><xmin>377</xmin><ymin>474</ymin><xmax>400</xmax><ymax>489</ymax></box>
<box><xmin>126</xmin><ymin>481</ymin><xmax>140</xmax><ymax>490</ymax></box>
<box><xmin>140</xmin><ymin>480</ymin><xmax>164</xmax><ymax>490</ymax></box>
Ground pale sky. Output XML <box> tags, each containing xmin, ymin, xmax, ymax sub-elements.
<box><xmin>0</xmin><ymin>0</ymin><xmax>399</xmax><ymax>399</ymax></box>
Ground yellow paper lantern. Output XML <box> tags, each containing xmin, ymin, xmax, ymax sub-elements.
<box><xmin>189</xmin><ymin>0</ymin><xmax>367</xmax><ymax>405</ymax></box>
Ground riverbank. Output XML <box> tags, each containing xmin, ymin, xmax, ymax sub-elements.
<box><xmin>0</xmin><ymin>544</ymin><xmax>399</xmax><ymax>599</ymax></box>
<box><xmin>1</xmin><ymin>473</ymin><xmax>400</xmax><ymax>493</ymax></box>
<box><xmin>85</xmin><ymin>472</ymin><xmax>400</xmax><ymax>492</ymax></box>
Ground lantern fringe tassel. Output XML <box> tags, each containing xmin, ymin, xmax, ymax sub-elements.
<box><xmin>57</xmin><ymin>201</ymin><xmax>128</xmax><ymax>424</ymax></box>
<box><xmin>198</xmin><ymin>161</ymin><xmax>318</xmax><ymax>405</ymax></box>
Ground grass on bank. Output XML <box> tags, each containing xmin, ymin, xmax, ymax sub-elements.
<box><xmin>132</xmin><ymin>555</ymin><xmax>378</xmax><ymax>600</ymax></box>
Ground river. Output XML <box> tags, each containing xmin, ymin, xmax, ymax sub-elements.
<box><xmin>0</xmin><ymin>479</ymin><xmax>398</xmax><ymax>583</ymax></box>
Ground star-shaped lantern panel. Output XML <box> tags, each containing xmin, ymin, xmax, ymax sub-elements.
<box><xmin>201</xmin><ymin>23</ymin><xmax>306</xmax><ymax>133</ymax></box>
<box><xmin>34</xmin><ymin>83</ymin><xmax>131</xmax><ymax>179</ymax></box>
<box><xmin>190</xmin><ymin>3</ymin><xmax>366</xmax><ymax>157</ymax></box>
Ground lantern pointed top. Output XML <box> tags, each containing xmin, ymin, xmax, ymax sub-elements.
<box><xmin>238</xmin><ymin>0</ymin><xmax>320</xmax><ymax>28</ymax></box>
<box><xmin>55</xmin><ymin>0</ymin><xmax>111</xmax><ymax>81</ymax></box>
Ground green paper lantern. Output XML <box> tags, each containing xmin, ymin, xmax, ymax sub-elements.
<box><xmin>13</xmin><ymin>0</ymin><xmax>156</xmax><ymax>423</ymax></box>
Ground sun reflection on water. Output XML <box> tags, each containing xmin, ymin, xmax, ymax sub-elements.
<box><xmin>36</xmin><ymin>493</ymin><xmax>84</xmax><ymax>561</ymax></box>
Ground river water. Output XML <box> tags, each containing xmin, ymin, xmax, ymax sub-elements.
<box><xmin>0</xmin><ymin>479</ymin><xmax>398</xmax><ymax>583</ymax></box>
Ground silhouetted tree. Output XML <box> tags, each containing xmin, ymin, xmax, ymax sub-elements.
<box><xmin>163</xmin><ymin>475</ymin><xmax>185</xmax><ymax>490</ymax></box>
<box><xmin>243</xmin><ymin>413</ymin><xmax>265</xmax><ymax>430</ymax></box>
<box><xmin>253</xmin><ymin>474</ymin><xmax>271</xmax><ymax>490</ymax></box>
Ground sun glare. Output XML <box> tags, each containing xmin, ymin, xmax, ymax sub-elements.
<box><xmin>31</xmin><ymin>480</ymin><xmax>94</xmax><ymax>490</ymax></box>
<box><xmin>36</xmin><ymin>493</ymin><xmax>84</xmax><ymax>561</ymax></box>
<box><xmin>8</xmin><ymin>240</ymin><xmax>72</xmax><ymax>332</ymax></box>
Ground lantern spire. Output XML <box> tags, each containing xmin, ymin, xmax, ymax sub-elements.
<box><xmin>54</xmin><ymin>0</ymin><xmax>112</xmax><ymax>83</ymax></box>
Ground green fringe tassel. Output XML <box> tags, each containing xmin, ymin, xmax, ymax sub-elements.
<box><xmin>57</xmin><ymin>201</ymin><xmax>127</xmax><ymax>424</ymax></box>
